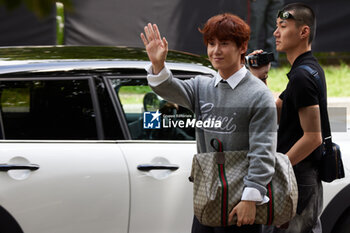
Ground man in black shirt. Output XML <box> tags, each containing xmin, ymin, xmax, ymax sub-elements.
<box><xmin>251</xmin><ymin>2</ymin><xmax>325</xmax><ymax>233</ymax></box>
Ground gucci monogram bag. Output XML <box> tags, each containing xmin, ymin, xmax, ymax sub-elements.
<box><xmin>189</xmin><ymin>139</ymin><xmax>298</xmax><ymax>227</ymax></box>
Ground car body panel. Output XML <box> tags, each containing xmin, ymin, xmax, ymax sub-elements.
<box><xmin>119</xmin><ymin>142</ymin><xmax>196</xmax><ymax>233</ymax></box>
<box><xmin>0</xmin><ymin>60</ymin><xmax>215</xmax><ymax>76</ymax></box>
<box><xmin>0</xmin><ymin>142</ymin><xmax>129</xmax><ymax>233</ymax></box>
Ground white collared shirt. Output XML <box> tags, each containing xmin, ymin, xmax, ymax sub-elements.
<box><xmin>214</xmin><ymin>65</ymin><xmax>248</xmax><ymax>90</ymax></box>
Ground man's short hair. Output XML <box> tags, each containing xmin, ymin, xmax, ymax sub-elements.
<box><xmin>199</xmin><ymin>13</ymin><xmax>250</xmax><ymax>61</ymax></box>
<box><xmin>282</xmin><ymin>3</ymin><xmax>316</xmax><ymax>44</ymax></box>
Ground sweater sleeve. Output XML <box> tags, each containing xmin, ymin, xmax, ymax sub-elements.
<box><xmin>244</xmin><ymin>90</ymin><xmax>277</xmax><ymax>197</ymax></box>
<box><xmin>146</xmin><ymin>64</ymin><xmax>196</xmax><ymax>111</ymax></box>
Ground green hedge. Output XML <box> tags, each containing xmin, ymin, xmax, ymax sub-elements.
<box><xmin>268</xmin><ymin>63</ymin><xmax>350</xmax><ymax>97</ymax></box>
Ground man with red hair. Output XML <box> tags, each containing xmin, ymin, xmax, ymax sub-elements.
<box><xmin>141</xmin><ymin>13</ymin><xmax>277</xmax><ymax>233</ymax></box>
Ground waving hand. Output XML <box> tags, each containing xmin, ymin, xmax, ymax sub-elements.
<box><xmin>140</xmin><ymin>23</ymin><xmax>168</xmax><ymax>74</ymax></box>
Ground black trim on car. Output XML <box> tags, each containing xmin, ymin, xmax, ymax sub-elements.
<box><xmin>0</xmin><ymin>206</ymin><xmax>23</xmax><ymax>233</ymax></box>
<box><xmin>0</xmin><ymin>76</ymin><xmax>91</xmax><ymax>81</ymax></box>
<box><xmin>321</xmin><ymin>184</ymin><xmax>350</xmax><ymax>233</ymax></box>
<box><xmin>88</xmin><ymin>77</ymin><xmax>104</xmax><ymax>140</ymax></box>
<box><xmin>0</xmin><ymin>107</ymin><xmax>5</xmax><ymax>139</ymax></box>
<box><xmin>103</xmin><ymin>76</ymin><xmax>131</xmax><ymax>140</ymax></box>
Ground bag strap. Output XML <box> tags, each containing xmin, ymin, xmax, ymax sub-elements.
<box><xmin>210</xmin><ymin>138</ymin><xmax>223</xmax><ymax>152</ymax></box>
<box><xmin>297</xmin><ymin>65</ymin><xmax>333</xmax><ymax>150</ymax></box>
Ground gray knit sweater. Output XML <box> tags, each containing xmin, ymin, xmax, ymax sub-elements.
<box><xmin>148</xmin><ymin>66</ymin><xmax>277</xmax><ymax>198</ymax></box>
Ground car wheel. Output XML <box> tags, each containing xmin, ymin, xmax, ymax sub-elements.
<box><xmin>332</xmin><ymin>208</ymin><xmax>350</xmax><ymax>233</ymax></box>
<box><xmin>0</xmin><ymin>206</ymin><xmax>23</xmax><ymax>233</ymax></box>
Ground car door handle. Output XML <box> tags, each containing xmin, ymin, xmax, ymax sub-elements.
<box><xmin>137</xmin><ymin>164</ymin><xmax>179</xmax><ymax>172</ymax></box>
<box><xmin>0</xmin><ymin>164</ymin><xmax>40</xmax><ymax>172</ymax></box>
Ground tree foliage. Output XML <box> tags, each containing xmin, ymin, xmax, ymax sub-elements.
<box><xmin>0</xmin><ymin>0</ymin><xmax>72</xmax><ymax>18</ymax></box>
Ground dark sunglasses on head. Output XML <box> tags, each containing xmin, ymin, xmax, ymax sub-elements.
<box><xmin>277</xmin><ymin>10</ymin><xmax>295</xmax><ymax>20</ymax></box>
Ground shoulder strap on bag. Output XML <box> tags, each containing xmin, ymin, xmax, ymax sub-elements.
<box><xmin>297</xmin><ymin>65</ymin><xmax>333</xmax><ymax>149</ymax></box>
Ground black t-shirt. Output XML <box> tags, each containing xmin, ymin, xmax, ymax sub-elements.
<box><xmin>278</xmin><ymin>51</ymin><xmax>327</xmax><ymax>162</ymax></box>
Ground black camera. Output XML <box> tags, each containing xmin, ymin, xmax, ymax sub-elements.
<box><xmin>245</xmin><ymin>52</ymin><xmax>274</xmax><ymax>67</ymax></box>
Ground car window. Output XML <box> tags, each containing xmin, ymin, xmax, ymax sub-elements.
<box><xmin>0</xmin><ymin>78</ymin><xmax>98</xmax><ymax>140</ymax></box>
<box><xmin>110</xmin><ymin>78</ymin><xmax>195</xmax><ymax>140</ymax></box>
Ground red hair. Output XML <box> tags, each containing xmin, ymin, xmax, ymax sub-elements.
<box><xmin>199</xmin><ymin>13</ymin><xmax>250</xmax><ymax>61</ymax></box>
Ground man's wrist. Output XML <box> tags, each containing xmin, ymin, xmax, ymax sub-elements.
<box><xmin>152</xmin><ymin>63</ymin><xmax>165</xmax><ymax>75</ymax></box>
<box><xmin>241</xmin><ymin>200</ymin><xmax>256</xmax><ymax>204</ymax></box>
<box><xmin>145</xmin><ymin>63</ymin><xmax>170</xmax><ymax>87</ymax></box>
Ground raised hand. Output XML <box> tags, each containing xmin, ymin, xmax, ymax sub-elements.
<box><xmin>140</xmin><ymin>23</ymin><xmax>168</xmax><ymax>74</ymax></box>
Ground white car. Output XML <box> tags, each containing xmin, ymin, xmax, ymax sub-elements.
<box><xmin>0</xmin><ymin>46</ymin><xmax>348</xmax><ymax>233</ymax></box>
